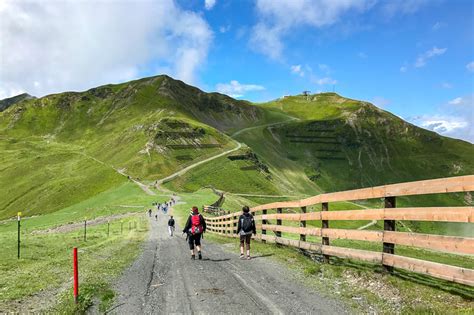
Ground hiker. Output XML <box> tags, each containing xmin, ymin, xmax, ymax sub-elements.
<box><xmin>237</xmin><ymin>206</ymin><xmax>256</xmax><ymax>260</ymax></box>
<box><xmin>155</xmin><ymin>213</ymin><xmax>158</xmax><ymax>221</ymax></box>
<box><xmin>168</xmin><ymin>216</ymin><xmax>175</xmax><ymax>236</ymax></box>
<box><xmin>148</xmin><ymin>209</ymin><xmax>152</xmax><ymax>217</ymax></box>
<box><xmin>183</xmin><ymin>206</ymin><xmax>206</xmax><ymax>260</ymax></box>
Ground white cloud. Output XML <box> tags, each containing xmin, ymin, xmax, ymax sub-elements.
<box><xmin>419</xmin><ymin>118</ymin><xmax>468</xmax><ymax>134</ymax></box>
<box><xmin>466</xmin><ymin>61</ymin><xmax>474</xmax><ymax>72</ymax></box>
<box><xmin>414</xmin><ymin>46</ymin><xmax>447</xmax><ymax>68</ymax></box>
<box><xmin>409</xmin><ymin>95</ymin><xmax>473</xmax><ymax>143</ymax></box>
<box><xmin>290</xmin><ymin>65</ymin><xmax>304</xmax><ymax>77</ymax></box>
<box><xmin>315</xmin><ymin>77</ymin><xmax>337</xmax><ymax>85</ymax></box>
<box><xmin>448</xmin><ymin>97</ymin><xmax>462</xmax><ymax>105</ymax></box>
<box><xmin>205</xmin><ymin>0</ymin><xmax>216</xmax><ymax>10</ymax></box>
<box><xmin>250</xmin><ymin>0</ymin><xmax>373</xmax><ymax>59</ymax></box>
<box><xmin>400</xmin><ymin>66</ymin><xmax>408</xmax><ymax>73</ymax></box>
<box><xmin>371</xmin><ymin>96</ymin><xmax>390</xmax><ymax>108</ymax></box>
<box><xmin>0</xmin><ymin>0</ymin><xmax>212</xmax><ymax>98</ymax></box>
<box><xmin>215</xmin><ymin>80</ymin><xmax>265</xmax><ymax>98</ymax></box>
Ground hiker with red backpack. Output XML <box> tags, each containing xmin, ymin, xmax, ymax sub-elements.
<box><xmin>183</xmin><ymin>206</ymin><xmax>206</xmax><ymax>260</ymax></box>
<box><xmin>237</xmin><ymin>206</ymin><xmax>256</xmax><ymax>260</ymax></box>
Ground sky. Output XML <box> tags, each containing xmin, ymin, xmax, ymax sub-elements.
<box><xmin>0</xmin><ymin>0</ymin><xmax>473</xmax><ymax>142</ymax></box>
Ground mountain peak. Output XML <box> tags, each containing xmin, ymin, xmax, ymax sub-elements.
<box><xmin>0</xmin><ymin>93</ymin><xmax>36</xmax><ymax>112</ymax></box>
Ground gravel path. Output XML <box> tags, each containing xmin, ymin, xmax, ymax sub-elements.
<box><xmin>111</xmin><ymin>211</ymin><xmax>348</xmax><ymax>314</ymax></box>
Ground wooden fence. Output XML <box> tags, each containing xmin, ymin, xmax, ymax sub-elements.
<box><xmin>204</xmin><ymin>175</ymin><xmax>474</xmax><ymax>286</ymax></box>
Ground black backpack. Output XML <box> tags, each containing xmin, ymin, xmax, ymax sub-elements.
<box><xmin>241</xmin><ymin>215</ymin><xmax>253</xmax><ymax>234</ymax></box>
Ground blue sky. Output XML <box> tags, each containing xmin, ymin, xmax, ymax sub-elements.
<box><xmin>1</xmin><ymin>0</ymin><xmax>473</xmax><ymax>141</ymax></box>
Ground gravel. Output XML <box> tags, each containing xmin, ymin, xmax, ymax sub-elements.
<box><xmin>110</xmin><ymin>212</ymin><xmax>348</xmax><ymax>314</ymax></box>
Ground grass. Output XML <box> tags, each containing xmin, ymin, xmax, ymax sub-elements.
<box><xmin>164</xmin><ymin>147</ymin><xmax>282</xmax><ymax>195</ymax></box>
<box><xmin>0</xmin><ymin>182</ymin><xmax>159</xmax><ymax>312</ymax></box>
<box><xmin>0</xmin><ymin>216</ymin><xmax>148</xmax><ymax>312</ymax></box>
<box><xmin>0</xmin><ymin>139</ymin><xmax>125</xmax><ymax>219</ymax></box>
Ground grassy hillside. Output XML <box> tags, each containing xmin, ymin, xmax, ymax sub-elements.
<box><xmin>1</xmin><ymin>77</ymin><xmax>472</xmax><ymax>224</ymax></box>
<box><xmin>236</xmin><ymin>93</ymin><xmax>474</xmax><ymax>194</ymax></box>
<box><xmin>0</xmin><ymin>75</ymin><xmax>278</xmax><ymax>219</ymax></box>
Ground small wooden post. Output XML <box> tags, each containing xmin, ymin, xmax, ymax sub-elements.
<box><xmin>17</xmin><ymin>212</ymin><xmax>21</xmax><ymax>259</ymax></box>
<box><xmin>322</xmin><ymin>202</ymin><xmax>329</xmax><ymax>263</ymax></box>
<box><xmin>300</xmin><ymin>206</ymin><xmax>306</xmax><ymax>242</ymax></box>
<box><xmin>262</xmin><ymin>209</ymin><xmax>267</xmax><ymax>243</ymax></box>
<box><xmin>276</xmin><ymin>208</ymin><xmax>282</xmax><ymax>238</ymax></box>
<box><xmin>73</xmin><ymin>247</ymin><xmax>79</xmax><ymax>303</ymax></box>
<box><xmin>383</xmin><ymin>196</ymin><xmax>396</xmax><ymax>272</ymax></box>
<box><xmin>84</xmin><ymin>220</ymin><xmax>87</xmax><ymax>242</ymax></box>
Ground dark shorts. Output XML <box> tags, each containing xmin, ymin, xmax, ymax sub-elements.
<box><xmin>240</xmin><ymin>233</ymin><xmax>252</xmax><ymax>247</ymax></box>
<box><xmin>188</xmin><ymin>233</ymin><xmax>202</xmax><ymax>249</ymax></box>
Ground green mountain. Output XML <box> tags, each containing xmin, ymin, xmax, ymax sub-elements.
<box><xmin>1</xmin><ymin>75</ymin><xmax>473</xmax><ymax>220</ymax></box>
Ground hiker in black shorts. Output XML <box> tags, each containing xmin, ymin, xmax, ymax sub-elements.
<box><xmin>237</xmin><ymin>206</ymin><xmax>256</xmax><ymax>260</ymax></box>
<box><xmin>183</xmin><ymin>206</ymin><xmax>206</xmax><ymax>260</ymax></box>
<box><xmin>168</xmin><ymin>216</ymin><xmax>175</xmax><ymax>236</ymax></box>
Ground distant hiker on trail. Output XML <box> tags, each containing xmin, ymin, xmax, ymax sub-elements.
<box><xmin>168</xmin><ymin>216</ymin><xmax>175</xmax><ymax>236</ymax></box>
<box><xmin>237</xmin><ymin>206</ymin><xmax>256</xmax><ymax>260</ymax></box>
<box><xmin>183</xmin><ymin>206</ymin><xmax>206</xmax><ymax>260</ymax></box>
<box><xmin>155</xmin><ymin>213</ymin><xmax>158</xmax><ymax>221</ymax></box>
<box><xmin>148</xmin><ymin>209</ymin><xmax>152</xmax><ymax>217</ymax></box>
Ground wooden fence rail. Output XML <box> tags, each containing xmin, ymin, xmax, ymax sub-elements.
<box><xmin>204</xmin><ymin>175</ymin><xmax>474</xmax><ymax>286</ymax></box>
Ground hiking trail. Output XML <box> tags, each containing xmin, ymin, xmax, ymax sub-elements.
<box><xmin>111</xmin><ymin>200</ymin><xmax>347</xmax><ymax>314</ymax></box>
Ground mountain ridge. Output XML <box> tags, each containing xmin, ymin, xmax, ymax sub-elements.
<box><xmin>1</xmin><ymin>74</ymin><xmax>473</xmax><ymax>220</ymax></box>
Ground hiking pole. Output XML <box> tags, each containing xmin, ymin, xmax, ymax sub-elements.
<box><xmin>17</xmin><ymin>212</ymin><xmax>21</xmax><ymax>259</ymax></box>
<box><xmin>107</xmin><ymin>221</ymin><xmax>110</xmax><ymax>237</ymax></box>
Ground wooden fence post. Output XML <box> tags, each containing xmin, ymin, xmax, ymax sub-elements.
<box><xmin>300</xmin><ymin>206</ymin><xmax>307</xmax><ymax>242</ymax></box>
<box><xmin>233</xmin><ymin>214</ymin><xmax>237</xmax><ymax>236</ymax></box>
<box><xmin>383</xmin><ymin>196</ymin><xmax>396</xmax><ymax>272</ymax></box>
<box><xmin>262</xmin><ymin>209</ymin><xmax>267</xmax><ymax>243</ymax></box>
<box><xmin>322</xmin><ymin>202</ymin><xmax>329</xmax><ymax>263</ymax></box>
<box><xmin>276</xmin><ymin>208</ymin><xmax>282</xmax><ymax>238</ymax></box>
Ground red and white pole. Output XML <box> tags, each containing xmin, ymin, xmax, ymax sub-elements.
<box><xmin>73</xmin><ymin>247</ymin><xmax>79</xmax><ymax>303</ymax></box>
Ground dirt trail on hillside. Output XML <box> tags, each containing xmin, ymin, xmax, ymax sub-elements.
<box><xmin>152</xmin><ymin>117</ymin><xmax>300</xmax><ymax>191</ymax></box>
<box><xmin>33</xmin><ymin>212</ymin><xmax>141</xmax><ymax>234</ymax></box>
<box><xmin>110</xmin><ymin>203</ymin><xmax>347</xmax><ymax>314</ymax></box>
<box><xmin>154</xmin><ymin>141</ymin><xmax>242</xmax><ymax>187</ymax></box>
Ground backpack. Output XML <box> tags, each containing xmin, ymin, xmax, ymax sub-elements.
<box><xmin>190</xmin><ymin>214</ymin><xmax>203</xmax><ymax>235</ymax></box>
<box><xmin>241</xmin><ymin>214</ymin><xmax>253</xmax><ymax>235</ymax></box>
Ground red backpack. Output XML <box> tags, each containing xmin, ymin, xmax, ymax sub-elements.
<box><xmin>190</xmin><ymin>214</ymin><xmax>203</xmax><ymax>235</ymax></box>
